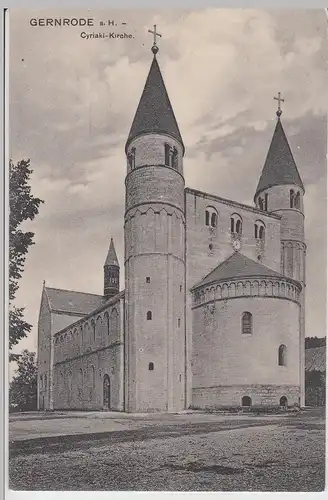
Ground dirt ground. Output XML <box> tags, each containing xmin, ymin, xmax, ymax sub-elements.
<box><xmin>8</xmin><ymin>408</ymin><xmax>325</xmax><ymax>492</ymax></box>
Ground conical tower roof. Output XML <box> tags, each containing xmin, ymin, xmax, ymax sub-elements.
<box><xmin>254</xmin><ymin>118</ymin><xmax>304</xmax><ymax>200</ymax></box>
<box><xmin>125</xmin><ymin>55</ymin><xmax>184</xmax><ymax>153</ymax></box>
<box><xmin>104</xmin><ymin>238</ymin><xmax>119</xmax><ymax>267</ymax></box>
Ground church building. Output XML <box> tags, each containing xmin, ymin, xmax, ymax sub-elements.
<box><xmin>37</xmin><ymin>32</ymin><xmax>306</xmax><ymax>413</ymax></box>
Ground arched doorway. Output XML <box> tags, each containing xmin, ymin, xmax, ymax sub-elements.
<box><xmin>280</xmin><ymin>396</ymin><xmax>288</xmax><ymax>407</ymax></box>
<box><xmin>103</xmin><ymin>375</ymin><xmax>111</xmax><ymax>410</ymax></box>
<box><xmin>241</xmin><ymin>396</ymin><xmax>252</xmax><ymax>407</ymax></box>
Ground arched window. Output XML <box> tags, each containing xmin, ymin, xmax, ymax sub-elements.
<box><xmin>127</xmin><ymin>147</ymin><xmax>136</xmax><ymax>169</ymax></box>
<box><xmin>280</xmin><ymin>396</ymin><xmax>288</xmax><ymax>407</ymax></box>
<box><xmin>205</xmin><ymin>206</ymin><xmax>218</xmax><ymax>228</ymax></box>
<box><xmin>290</xmin><ymin>189</ymin><xmax>295</xmax><ymax>208</ymax></box>
<box><xmin>259</xmin><ymin>226</ymin><xmax>265</xmax><ymax>240</ymax></box>
<box><xmin>104</xmin><ymin>312</ymin><xmax>110</xmax><ymax>336</ymax></box>
<box><xmin>103</xmin><ymin>374</ymin><xmax>111</xmax><ymax>409</ymax></box>
<box><xmin>149</xmin><ymin>362</ymin><xmax>154</xmax><ymax>371</ymax></box>
<box><xmin>91</xmin><ymin>320</ymin><xmax>96</xmax><ymax>342</ymax></box>
<box><xmin>264</xmin><ymin>193</ymin><xmax>268</xmax><ymax>211</ymax></box>
<box><xmin>91</xmin><ymin>365</ymin><xmax>95</xmax><ymax>389</ymax></box>
<box><xmin>242</xmin><ymin>312</ymin><xmax>252</xmax><ymax>335</ymax></box>
<box><xmin>294</xmin><ymin>192</ymin><xmax>300</xmax><ymax>209</ymax></box>
<box><xmin>79</xmin><ymin>368</ymin><xmax>84</xmax><ymax>388</ymax></box>
<box><xmin>258</xmin><ymin>197</ymin><xmax>264</xmax><ymax>210</ymax></box>
<box><xmin>164</xmin><ymin>143</ymin><xmax>172</xmax><ymax>166</ymax></box>
<box><xmin>278</xmin><ymin>344</ymin><xmax>287</xmax><ymax>366</ymax></box>
<box><xmin>147</xmin><ymin>311</ymin><xmax>152</xmax><ymax>320</ymax></box>
<box><xmin>242</xmin><ymin>396</ymin><xmax>252</xmax><ymax>407</ymax></box>
<box><xmin>255</xmin><ymin>220</ymin><xmax>265</xmax><ymax>241</ymax></box>
<box><xmin>231</xmin><ymin>213</ymin><xmax>242</xmax><ymax>235</ymax></box>
<box><xmin>68</xmin><ymin>371</ymin><xmax>72</xmax><ymax>392</ymax></box>
<box><xmin>172</xmin><ymin>147</ymin><xmax>178</xmax><ymax>169</ymax></box>
<box><xmin>110</xmin><ymin>308</ymin><xmax>118</xmax><ymax>336</ymax></box>
<box><xmin>96</xmin><ymin>315</ymin><xmax>102</xmax><ymax>341</ymax></box>
<box><xmin>40</xmin><ymin>375</ymin><xmax>43</xmax><ymax>390</ymax></box>
<box><xmin>211</xmin><ymin>212</ymin><xmax>217</xmax><ymax>228</ymax></box>
<box><xmin>44</xmin><ymin>373</ymin><xmax>47</xmax><ymax>392</ymax></box>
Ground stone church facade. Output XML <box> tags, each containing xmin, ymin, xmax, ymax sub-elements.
<box><xmin>37</xmin><ymin>43</ymin><xmax>306</xmax><ymax>412</ymax></box>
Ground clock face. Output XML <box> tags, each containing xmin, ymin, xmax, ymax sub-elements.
<box><xmin>233</xmin><ymin>239</ymin><xmax>241</xmax><ymax>251</ymax></box>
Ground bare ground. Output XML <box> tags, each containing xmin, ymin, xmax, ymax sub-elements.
<box><xmin>9</xmin><ymin>408</ymin><xmax>325</xmax><ymax>492</ymax></box>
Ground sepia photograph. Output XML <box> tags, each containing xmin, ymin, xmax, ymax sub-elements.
<box><xmin>8</xmin><ymin>8</ymin><xmax>327</xmax><ymax>492</ymax></box>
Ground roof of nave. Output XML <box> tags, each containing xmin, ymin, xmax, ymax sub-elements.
<box><xmin>255</xmin><ymin>118</ymin><xmax>304</xmax><ymax>199</ymax></box>
<box><xmin>192</xmin><ymin>251</ymin><xmax>286</xmax><ymax>290</ymax></box>
<box><xmin>185</xmin><ymin>188</ymin><xmax>281</xmax><ymax>220</ymax></box>
<box><xmin>44</xmin><ymin>287</ymin><xmax>105</xmax><ymax>315</ymax></box>
<box><xmin>305</xmin><ymin>346</ymin><xmax>326</xmax><ymax>372</ymax></box>
<box><xmin>53</xmin><ymin>290</ymin><xmax>125</xmax><ymax>338</ymax></box>
<box><xmin>126</xmin><ymin>55</ymin><xmax>184</xmax><ymax>152</ymax></box>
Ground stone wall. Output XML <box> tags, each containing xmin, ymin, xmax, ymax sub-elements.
<box><xmin>192</xmin><ymin>292</ymin><xmax>301</xmax><ymax>408</ymax></box>
<box><xmin>184</xmin><ymin>187</ymin><xmax>283</xmax><ymax>408</ymax></box>
<box><xmin>37</xmin><ymin>290</ymin><xmax>52</xmax><ymax>410</ymax></box>
<box><xmin>52</xmin><ymin>293</ymin><xmax>124</xmax><ymax>410</ymax></box>
<box><xmin>192</xmin><ymin>384</ymin><xmax>300</xmax><ymax>408</ymax></box>
<box><xmin>185</xmin><ymin>188</ymin><xmax>282</xmax><ymax>290</ymax></box>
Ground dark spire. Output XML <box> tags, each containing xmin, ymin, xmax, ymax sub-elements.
<box><xmin>104</xmin><ymin>238</ymin><xmax>119</xmax><ymax>267</ymax></box>
<box><xmin>104</xmin><ymin>238</ymin><xmax>119</xmax><ymax>299</ymax></box>
<box><xmin>125</xmin><ymin>53</ymin><xmax>184</xmax><ymax>153</ymax></box>
<box><xmin>254</xmin><ymin>118</ymin><xmax>304</xmax><ymax>200</ymax></box>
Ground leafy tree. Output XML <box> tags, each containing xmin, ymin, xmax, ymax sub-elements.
<box><xmin>305</xmin><ymin>337</ymin><xmax>326</xmax><ymax>349</ymax></box>
<box><xmin>9</xmin><ymin>159</ymin><xmax>43</xmax><ymax>362</ymax></box>
<box><xmin>9</xmin><ymin>350</ymin><xmax>37</xmax><ymax>412</ymax></box>
<box><xmin>305</xmin><ymin>369</ymin><xmax>326</xmax><ymax>407</ymax></box>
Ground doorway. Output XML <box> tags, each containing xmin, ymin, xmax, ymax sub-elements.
<box><xmin>280</xmin><ymin>396</ymin><xmax>288</xmax><ymax>407</ymax></box>
<box><xmin>103</xmin><ymin>375</ymin><xmax>111</xmax><ymax>410</ymax></box>
<box><xmin>241</xmin><ymin>396</ymin><xmax>252</xmax><ymax>407</ymax></box>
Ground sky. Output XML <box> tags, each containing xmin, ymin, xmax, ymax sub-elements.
<box><xmin>9</xmin><ymin>9</ymin><xmax>327</xmax><ymax>370</ymax></box>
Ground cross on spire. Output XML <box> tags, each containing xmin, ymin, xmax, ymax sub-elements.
<box><xmin>274</xmin><ymin>92</ymin><xmax>285</xmax><ymax>118</ymax></box>
<box><xmin>148</xmin><ymin>24</ymin><xmax>162</xmax><ymax>55</ymax></box>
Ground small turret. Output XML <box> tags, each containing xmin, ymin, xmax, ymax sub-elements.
<box><xmin>254</xmin><ymin>94</ymin><xmax>306</xmax><ymax>407</ymax></box>
<box><xmin>104</xmin><ymin>238</ymin><xmax>119</xmax><ymax>299</ymax></box>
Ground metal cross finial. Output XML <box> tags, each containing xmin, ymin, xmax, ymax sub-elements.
<box><xmin>148</xmin><ymin>24</ymin><xmax>162</xmax><ymax>55</ymax></box>
<box><xmin>274</xmin><ymin>92</ymin><xmax>285</xmax><ymax>118</ymax></box>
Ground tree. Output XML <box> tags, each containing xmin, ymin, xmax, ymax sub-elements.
<box><xmin>305</xmin><ymin>369</ymin><xmax>326</xmax><ymax>407</ymax></box>
<box><xmin>9</xmin><ymin>159</ymin><xmax>44</xmax><ymax>361</ymax></box>
<box><xmin>9</xmin><ymin>350</ymin><xmax>37</xmax><ymax>412</ymax></box>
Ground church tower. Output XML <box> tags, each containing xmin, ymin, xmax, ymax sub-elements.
<box><xmin>254</xmin><ymin>96</ymin><xmax>306</xmax><ymax>406</ymax></box>
<box><xmin>124</xmin><ymin>30</ymin><xmax>186</xmax><ymax>412</ymax></box>
<box><xmin>104</xmin><ymin>237</ymin><xmax>120</xmax><ymax>299</ymax></box>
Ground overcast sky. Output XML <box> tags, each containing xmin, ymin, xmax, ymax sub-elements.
<box><xmin>9</xmin><ymin>9</ymin><xmax>327</xmax><ymax>368</ymax></box>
